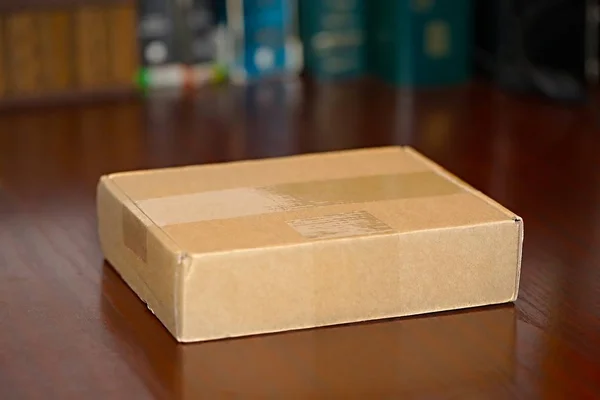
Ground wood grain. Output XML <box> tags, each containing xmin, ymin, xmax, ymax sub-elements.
<box><xmin>1</xmin><ymin>79</ymin><xmax>600</xmax><ymax>399</ymax></box>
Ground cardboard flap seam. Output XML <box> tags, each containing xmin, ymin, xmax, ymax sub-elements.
<box><xmin>180</xmin><ymin>219</ymin><xmax>521</xmax><ymax>258</ymax></box>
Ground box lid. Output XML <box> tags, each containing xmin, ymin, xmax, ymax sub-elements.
<box><xmin>107</xmin><ymin>146</ymin><xmax>520</xmax><ymax>256</ymax></box>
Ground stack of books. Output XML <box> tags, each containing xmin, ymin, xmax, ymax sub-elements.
<box><xmin>139</xmin><ymin>0</ymin><xmax>473</xmax><ymax>88</ymax></box>
<box><xmin>137</xmin><ymin>0</ymin><xmax>303</xmax><ymax>89</ymax></box>
<box><xmin>2</xmin><ymin>0</ymin><xmax>593</xmax><ymax>107</ymax></box>
<box><xmin>147</xmin><ymin>0</ymin><xmax>474</xmax><ymax>88</ymax></box>
<box><xmin>136</xmin><ymin>0</ymin><xmax>227</xmax><ymax>91</ymax></box>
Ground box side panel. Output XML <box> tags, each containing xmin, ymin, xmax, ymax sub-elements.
<box><xmin>97</xmin><ymin>176</ymin><xmax>183</xmax><ymax>339</ymax></box>
<box><xmin>180</xmin><ymin>219</ymin><xmax>521</xmax><ymax>342</ymax></box>
<box><xmin>392</xmin><ymin>220</ymin><xmax>521</xmax><ymax>315</ymax></box>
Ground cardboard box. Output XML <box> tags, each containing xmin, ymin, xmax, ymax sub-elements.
<box><xmin>97</xmin><ymin>146</ymin><xmax>523</xmax><ymax>343</ymax></box>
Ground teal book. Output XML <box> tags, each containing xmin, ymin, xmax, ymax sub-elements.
<box><xmin>369</xmin><ymin>0</ymin><xmax>472</xmax><ymax>87</ymax></box>
<box><xmin>225</xmin><ymin>0</ymin><xmax>303</xmax><ymax>84</ymax></box>
<box><xmin>300</xmin><ymin>0</ymin><xmax>366</xmax><ymax>80</ymax></box>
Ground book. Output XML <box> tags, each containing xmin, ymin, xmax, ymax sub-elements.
<box><xmin>183</xmin><ymin>0</ymin><xmax>227</xmax><ymax>84</ymax></box>
<box><xmin>38</xmin><ymin>10</ymin><xmax>73</xmax><ymax>92</ymax></box>
<box><xmin>300</xmin><ymin>0</ymin><xmax>366</xmax><ymax>80</ymax></box>
<box><xmin>136</xmin><ymin>0</ymin><xmax>227</xmax><ymax>91</ymax></box>
<box><xmin>4</xmin><ymin>12</ymin><xmax>43</xmax><ymax>95</ymax></box>
<box><xmin>0</xmin><ymin>17</ymin><xmax>5</xmax><ymax>98</ymax></box>
<box><xmin>107</xmin><ymin>4</ymin><xmax>139</xmax><ymax>87</ymax></box>
<box><xmin>369</xmin><ymin>0</ymin><xmax>472</xmax><ymax>87</ymax></box>
<box><xmin>586</xmin><ymin>0</ymin><xmax>599</xmax><ymax>85</ymax></box>
<box><xmin>137</xmin><ymin>0</ymin><xmax>180</xmax><ymax>67</ymax></box>
<box><xmin>184</xmin><ymin>0</ymin><xmax>217</xmax><ymax>64</ymax></box>
<box><xmin>225</xmin><ymin>0</ymin><xmax>303</xmax><ymax>84</ymax></box>
<box><xmin>136</xmin><ymin>0</ymin><xmax>187</xmax><ymax>90</ymax></box>
<box><xmin>74</xmin><ymin>6</ymin><xmax>111</xmax><ymax>88</ymax></box>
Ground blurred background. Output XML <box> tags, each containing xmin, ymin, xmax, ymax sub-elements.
<box><xmin>3</xmin><ymin>3</ymin><xmax>600</xmax><ymax>397</ymax></box>
<box><xmin>0</xmin><ymin>0</ymin><xmax>597</xmax><ymax>172</ymax></box>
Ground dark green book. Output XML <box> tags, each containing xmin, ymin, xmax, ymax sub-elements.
<box><xmin>300</xmin><ymin>0</ymin><xmax>366</xmax><ymax>80</ymax></box>
<box><xmin>369</xmin><ymin>0</ymin><xmax>472</xmax><ymax>87</ymax></box>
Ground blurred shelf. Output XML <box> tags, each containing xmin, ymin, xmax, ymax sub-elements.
<box><xmin>0</xmin><ymin>0</ymin><xmax>134</xmax><ymax>13</ymax></box>
<box><xmin>0</xmin><ymin>86</ymin><xmax>138</xmax><ymax>111</ymax></box>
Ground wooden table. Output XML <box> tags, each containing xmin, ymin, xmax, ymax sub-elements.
<box><xmin>1</xmin><ymin>79</ymin><xmax>600</xmax><ymax>399</ymax></box>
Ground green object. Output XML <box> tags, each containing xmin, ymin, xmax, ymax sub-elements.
<box><xmin>212</xmin><ymin>64</ymin><xmax>228</xmax><ymax>83</ymax></box>
<box><xmin>369</xmin><ymin>0</ymin><xmax>472</xmax><ymax>87</ymax></box>
<box><xmin>135</xmin><ymin>68</ymin><xmax>150</xmax><ymax>90</ymax></box>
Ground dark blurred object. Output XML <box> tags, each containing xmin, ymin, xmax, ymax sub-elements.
<box><xmin>585</xmin><ymin>0</ymin><xmax>600</xmax><ymax>86</ymax></box>
<box><xmin>474</xmin><ymin>0</ymin><xmax>589</xmax><ymax>103</ymax></box>
<box><xmin>299</xmin><ymin>0</ymin><xmax>367</xmax><ymax>81</ymax></box>
<box><xmin>368</xmin><ymin>0</ymin><xmax>472</xmax><ymax>88</ymax></box>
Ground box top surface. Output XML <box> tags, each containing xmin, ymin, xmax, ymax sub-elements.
<box><xmin>107</xmin><ymin>146</ymin><xmax>519</xmax><ymax>254</ymax></box>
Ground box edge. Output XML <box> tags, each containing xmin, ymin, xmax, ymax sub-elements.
<box><xmin>97</xmin><ymin>174</ymin><xmax>188</xmax><ymax>341</ymax></box>
<box><xmin>512</xmin><ymin>218</ymin><xmax>524</xmax><ymax>302</ymax></box>
<box><xmin>103</xmin><ymin>146</ymin><xmax>406</xmax><ymax>180</ymax></box>
<box><xmin>175</xmin><ymin>297</ymin><xmax>516</xmax><ymax>343</ymax></box>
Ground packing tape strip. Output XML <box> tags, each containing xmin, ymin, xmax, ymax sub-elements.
<box><xmin>122</xmin><ymin>204</ymin><xmax>149</xmax><ymax>262</ymax></box>
<box><xmin>286</xmin><ymin>210</ymin><xmax>396</xmax><ymax>241</ymax></box>
<box><xmin>134</xmin><ymin>171</ymin><xmax>463</xmax><ymax>228</ymax></box>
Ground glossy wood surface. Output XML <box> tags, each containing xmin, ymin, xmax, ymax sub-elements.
<box><xmin>1</xmin><ymin>79</ymin><xmax>600</xmax><ymax>399</ymax></box>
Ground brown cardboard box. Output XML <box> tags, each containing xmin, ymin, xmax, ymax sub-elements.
<box><xmin>97</xmin><ymin>146</ymin><xmax>523</xmax><ymax>343</ymax></box>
